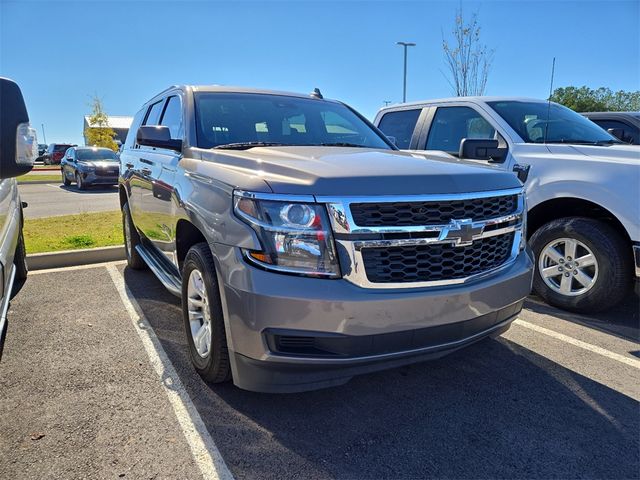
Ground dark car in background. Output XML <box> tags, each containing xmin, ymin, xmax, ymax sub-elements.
<box><xmin>582</xmin><ymin>112</ymin><xmax>640</xmax><ymax>145</ymax></box>
<box><xmin>44</xmin><ymin>143</ymin><xmax>74</xmax><ymax>164</ymax></box>
<box><xmin>61</xmin><ymin>146</ymin><xmax>119</xmax><ymax>189</ymax></box>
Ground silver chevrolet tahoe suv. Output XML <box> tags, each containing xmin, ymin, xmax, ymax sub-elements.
<box><xmin>119</xmin><ymin>85</ymin><xmax>534</xmax><ymax>393</ymax></box>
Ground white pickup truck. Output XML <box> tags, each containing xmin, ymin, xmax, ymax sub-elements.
<box><xmin>374</xmin><ymin>97</ymin><xmax>639</xmax><ymax>313</ymax></box>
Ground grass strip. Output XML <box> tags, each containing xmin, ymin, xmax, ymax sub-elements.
<box><xmin>24</xmin><ymin>211</ymin><xmax>123</xmax><ymax>254</ymax></box>
<box><xmin>18</xmin><ymin>174</ymin><xmax>61</xmax><ymax>184</ymax></box>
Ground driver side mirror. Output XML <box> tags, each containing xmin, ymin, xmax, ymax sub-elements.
<box><xmin>0</xmin><ymin>78</ymin><xmax>36</xmax><ymax>179</ymax></box>
<box><xmin>137</xmin><ymin>125</ymin><xmax>182</xmax><ymax>152</ymax></box>
<box><xmin>459</xmin><ymin>138</ymin><xmax>507</xmax><ymax>163</ymax></box>
<box><xmin>607</xmin><ymin>128</ymin><xmax>626</xmax><ymax>142</ymax></box>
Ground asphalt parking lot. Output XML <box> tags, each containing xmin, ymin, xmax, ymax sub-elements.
<box><xmin>19</xmin><ymin>182</ymin><xmax>119</xmax><ymax>218</ymax></box>
<box><xmin>0</xmin><ymin>263</ymin><xmax>638</xmax><ymax>479</ymax></box>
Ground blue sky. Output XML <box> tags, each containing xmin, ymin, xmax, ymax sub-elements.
<box><xmin>2</xmin><ymin>0</ymin><xmax>638</xmax><ymax>145</ymax></box>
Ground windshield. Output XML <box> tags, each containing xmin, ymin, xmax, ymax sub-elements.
<box><xmin>194</xmin><ymin>93</ymin><xmax>392</xmax><ymax>150</ymax></box>
<box><xmin>487</xmin><ymin>101</ymin><xmax>620</xmax><ymax>145</ymax></box>
<box><xmin>76</xmin><ymin>148</ymin><xmax>118</xmax><ymax>161</ymax></box>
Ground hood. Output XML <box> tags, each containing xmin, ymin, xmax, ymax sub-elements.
<box><xmin>546</xmin><ymin>144</ymin><xmax>640</xmax><ymax>165</ymax></box>
<box><xmin>199</xmin><ymin>147</ymin><xmax>521</xmax><ymax>196</ymax></box>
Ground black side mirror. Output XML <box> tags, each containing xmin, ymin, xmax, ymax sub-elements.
<box><xmin>0</xmin><ymin>78</ymin><xmax>36</xmax><ymax>179</ymax></box>
<box><xmin>137</xmin><ymin>125</ymin><xmax>182</xmax><ymax>152</ymax></box>
<box><xmin>607</xmin><ymin>128</ymin><xmax>626</xmax><ymax>142</ymax></box>
<box><xmin>459</xmin><ymin>138</ymin><xmax>507</xmax><ymax>162</ymax></box>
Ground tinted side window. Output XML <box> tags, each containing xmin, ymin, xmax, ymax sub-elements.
<box><xmin>160</xmin><ymin>96</ymin><xmax>184</xmax><ymax>139</ymax></box>
<box><xmin>591</xmin><ymin>119</ymin><xmax>638</xmax><ymax>144</ymax></box>
<box><xmin>144</xmin><ymin>100</ymin><xmax>164</xmax><ymax>126</ymax></box>
<box><xmin>426</xmin><ymin>107</ymin><xmax>495</xmax><ymax>153</ymax></box>
<box><xmin>377</xmin><ymin>109</ymin><xmax>421</xmax><ymax>149</ymax></box>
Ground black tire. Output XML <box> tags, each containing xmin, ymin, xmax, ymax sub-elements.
<box><xmin>530</xmin><ymin>217</ymin><xmax>632</xmax><ymax>313</ymax></box>
<box><xmin>62</xmin><ymin>169</ymin><xmax>71</xmax><ymax>186</ymax></box>
<box><xmin>76</xmin><ymin>173</ymin><xmax>86</xmax><ymax>190</ymax></box>
<box><xmin>10</xmin><ymin>227</ymin><xmax>28</xmax><ymax>299</ymax></box>
<box><xmin>181</xmin><ymin>243</ymin><xmax>231</xmax><ymax>384</ymax></box>
<box><xmin>122</xmin><ymin>202</ymin><xmax>147</xmax><ymax>270</ymax></box>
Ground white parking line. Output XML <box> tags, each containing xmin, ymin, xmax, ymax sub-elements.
<box><xmin>513</xmin><ymin>319</ymin><xmax>640</xmax><ymax>369</ymax></box>
<box><xmin>106</xmin><ymin>264</ymin><xmax>234</xmax><ymax>480</ymax></box>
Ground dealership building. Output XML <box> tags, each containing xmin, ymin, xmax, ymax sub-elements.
<box><xmin>83</xmin><ymin>115</ymin><xmax>133</xmax><ymax>146</ymax></box>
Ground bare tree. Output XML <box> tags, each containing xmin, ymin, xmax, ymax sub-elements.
<box><xmin>442</xmin><ymin>8</ymin><xmax>494</xmax><ymax>96</ymax></box>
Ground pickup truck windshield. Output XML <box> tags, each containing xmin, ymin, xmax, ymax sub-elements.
<box><xmin>487</xmin><ymin>101</ymin><xmax>620</xmax><ymax>145</ymax></box>
<box><xmin>195</xmin><ymin>93</ymin><xmax>392</xmax><ymax>150</ymax></box>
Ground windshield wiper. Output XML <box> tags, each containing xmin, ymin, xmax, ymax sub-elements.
<box><xmin>212</xmin><ymin>142</ymin><xmax>290</xmax><ymax>150</ymax></box>
<box><xmin>315</xmin><ymin>142</ymin><xmax>368</xmax><ymax>148</ymax></box>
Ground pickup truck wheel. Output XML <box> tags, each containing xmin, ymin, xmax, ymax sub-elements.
<box><xmin>530</xmin><ymin>217</ymin><xmax>632</xmax><ymax>313</ymax></box>
<box><xmin>182</xmin><ymin>243</ymin><xmax>231</xmax><ymax>384</ymax></box>
<box><xmin>62</xmin><ymin>170</ymin><xmax>71</xmax><ymax>186</ymax></box>
<box><xmin>122</xmin><ymin>202</ymin><xmax>146</xmax><ymax>270</ymax></box>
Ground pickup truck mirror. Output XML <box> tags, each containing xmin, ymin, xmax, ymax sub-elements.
<box><xmin>0</xmin><ymin>78</ymin><xmax>36</xmax><ymax>179</ymax></box>
<box><xmin>459</xmin><ymin>138</ymin><xmax>506</xmax><ymax>162</ymax></box>
<box><xmin>607</xmin><ymin>128</ymin><xmax>625</xmax><ymax>142</ymax></box>
<box><xmin>137</xmin><ymin>125</ymin><xmax>182</xmax><ymax>152</ymax></box>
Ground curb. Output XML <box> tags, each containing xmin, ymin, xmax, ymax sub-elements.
<box><xmin>27</xmin><ymin>245</ymin><xmax>126</xmax><ymax>271</ymax></box>
<box><xmin>18</xmin><ymin>180</ymin><xmax>60</xmax><ymax>185</ymax></box>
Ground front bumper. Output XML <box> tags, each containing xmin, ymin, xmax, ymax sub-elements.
<box><xmin>81</xmin><ymin>171</ymin><xmax>118</xmax><ymax>185</ymax></box>
<box><xmin>214</xmin><ymin>244</ymin><xmax>534</xmax><ymax>393</ymax></box>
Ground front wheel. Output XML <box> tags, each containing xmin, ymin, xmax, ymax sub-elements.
<box><xmin>76</xmin><ymin>173</ymin><xmax>86</xmax><ymax>190</ymax></box>
<box><xmin>530</xmin><ymin>217</ymin><xmax>632</xmax><ymax>313</ymax></box>
<box><xmin>11</xmin><ymin>228</ymin><xmax>28</xmax><ymax>298</ymax></box>
<box><xmin>62</xmin><ymin>169</ymin><xmax>71</xmax><ymax>186</ymax></box>
<box><xmin>181</xmin><ymin>243</ymin><xmax>231</xmax><ymax>384</ymax></box>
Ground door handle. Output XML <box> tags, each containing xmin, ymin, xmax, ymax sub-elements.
<box><xmin>125</xmin><ymin>162</ymin><xmax>134</xmax><ymax>169</ymax></box>
<box><xmin>141</xmin><ymin>167</ymin><xmax>152</xmax><ymax>176</ymax></box>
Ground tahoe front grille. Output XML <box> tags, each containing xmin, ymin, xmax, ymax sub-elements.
<box><xmin>350</xmin><ymin>195</ymin><xmax>518</xmax><ymax>227</ymax></box>
<box><xmin>361</xmin><ymin>233</ymin><xmax>515</xmax><ymax>284</ymax></box>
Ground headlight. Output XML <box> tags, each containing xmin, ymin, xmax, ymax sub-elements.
<box><xmin>233</xmin><ymin>191</ymin><xmax>340</xmax><ymax>278</ymax></box>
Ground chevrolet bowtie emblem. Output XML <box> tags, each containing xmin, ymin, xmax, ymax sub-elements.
<box><xmin>438</xmin><ymin>219</ymin><xmax>484</xmax><ymax>247</ymax></box>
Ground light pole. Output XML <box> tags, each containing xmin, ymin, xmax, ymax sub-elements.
<box><xmin>41</xmin><ymin>123</ymin><xmax>47</xmax><ymax>144</ymax></box>
<box><xmin>396</xmin><ymin>41</ymin><xmax>416</xmax><ymax>103</ymax></box>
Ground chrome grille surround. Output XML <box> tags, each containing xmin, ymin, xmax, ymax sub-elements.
<box><xmin>318</xmin><ymin>188</ymin><xmax>525</xmax><ymax>289</ymax></box>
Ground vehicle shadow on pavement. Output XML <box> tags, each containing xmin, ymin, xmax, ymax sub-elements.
<box><xmin>524</xmin><ymin>291</ymin><xmax>639</xmax><ymax>343</ymax></box>
<box><xmin>122</xmin><ymin>267</ymin><xmax>639</xmax><ymax>480</ymax></box>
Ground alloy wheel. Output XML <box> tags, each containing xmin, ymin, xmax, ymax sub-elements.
<box><xmin>539</xmin><ymin>238</ymin><xmax>598</xmax><ymax>296</ymax></box>
<box><xmin>187</xmin><ymin>269</ymin><xmax>212</xmax><ymax>358</ymax></box>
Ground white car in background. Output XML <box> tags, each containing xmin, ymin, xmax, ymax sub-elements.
<box><xmin>374</xmin><ymin>97</ymin><xmax>639</xmax><ymax>313</ymax></box>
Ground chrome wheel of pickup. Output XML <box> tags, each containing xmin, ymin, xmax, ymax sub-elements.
<box><xmin>539</xmin><ymin>237</ymin><xmax>598</xmax><ymax>296</ymax></box>
<box><xmin>187</xmin><ymin>269</ymin><xmax>212</xmax><ymax>358</ymax></box>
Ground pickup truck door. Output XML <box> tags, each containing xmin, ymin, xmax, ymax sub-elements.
<box><xmin>136</xmin><ymin>95</ymin><xmax>183</xmax><ymax>266</ymax></box>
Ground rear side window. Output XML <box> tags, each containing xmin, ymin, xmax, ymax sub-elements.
<box><xmin>160</xmin><ymin>96</ymin><xmax>184</xmax><ymax>139</ymax></box>
<box><xmin>377</xmin><ymin>109</ymin><xmax>421</xmax><ymax>149</ymax></box>
<box><xmin>144</xmin><ymin>100</ymin><xmax>164</xmax><ymax>126</ymax></box>
<box><xmin>426</xmin><ymin>106</ymin><xmax>495</xmax><ymax>153</ymax></box>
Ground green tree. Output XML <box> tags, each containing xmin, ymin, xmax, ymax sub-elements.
<box><xmin>550</xmin><ymin>86</ymin><xmax>640</xmax><ymax>112</ymax></box>
<box><xmin>442</xmin><ymin>8</ymin><xmax>494</xmax><ymax>96</ymax></box>
<box><xmin>84</xmin><ymin>95</ymin><xmax>118</xmax><ymax>151</ymax></box>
